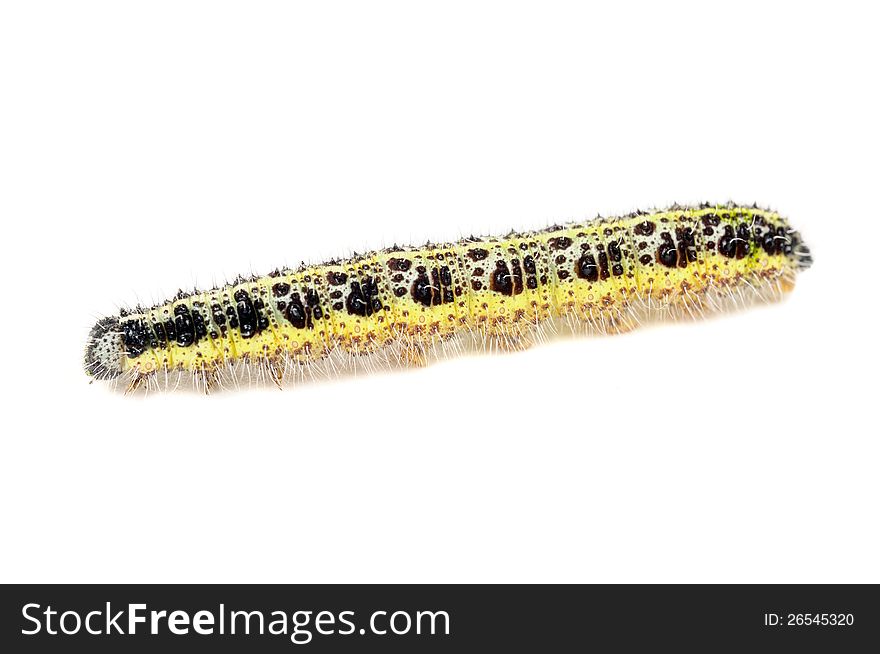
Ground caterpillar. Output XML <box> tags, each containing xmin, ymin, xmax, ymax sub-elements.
<box><xmin>84</xmin><ymin>203</ymin><xmax>813</xmax><ymax>394</ymax></box>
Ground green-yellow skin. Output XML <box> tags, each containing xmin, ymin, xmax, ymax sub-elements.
<box><xmin>83</xmin><ymin>204</ymin><xmax>812</xmax><ymax>391</ymax></box>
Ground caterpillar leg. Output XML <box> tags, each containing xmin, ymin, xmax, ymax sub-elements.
<box><xmin>124</xmin><ymin>373</ymin><xmax>148</xmax><ymax>395</ymax></box>
<box><xmin>495</xmin><ymin>331</ymin><xmax>534</xmax><ymax>352</ymax></box>
<box><xmin>779</xmin><ymin>275</ymin><xmax>796</xmax><ymax>293</ymax></box>
<box><xmin>480</xmin><ymin>323</ymin><xmax>535</xmax><ymax>353</ymax></box>
<box><xmin>605</xmin><ymin>308</ymin><xmax>642</xmax><ymax>334</ymax></box>
<box><xmin>266</xmin><ymin>359</ymin><xmax>284</xmax><ymax>390</ymax></box>
<box><xmin>203</xmin><ymin>370</ymin><xmax>222</xmax><ymax>394</ymax></box>
<box><xmin>398</xmin><ymin>343</ymin><xmax>428</xmax><ymax>368</ymax></box>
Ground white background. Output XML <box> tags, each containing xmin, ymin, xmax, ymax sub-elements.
<box><xmin>1</xmin><ymin>1</ymin><xmax>877</xmax><ymax>583</ymax></box>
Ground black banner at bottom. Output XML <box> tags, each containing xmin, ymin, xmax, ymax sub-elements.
<box><xmin>1</xmin><ymin>584</ymin><xmax>876</xmax><ymax>652</ymax></box>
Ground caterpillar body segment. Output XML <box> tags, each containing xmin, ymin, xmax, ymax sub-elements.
<box><xmin>84</xmin><ymin>203</ymin><xmax>812</xmax><ymax>394</ymax></box>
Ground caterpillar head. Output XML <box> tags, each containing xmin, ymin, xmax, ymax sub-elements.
<box><xmin>84</xmin><ymin>316</ymin><xmax>124</xmax><ymax>380</ymax></box>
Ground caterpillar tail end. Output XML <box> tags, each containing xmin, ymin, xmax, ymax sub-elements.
<box><xmin>794</xmin><ymin>243</ymin><xmax>813</xmax><ymax>271</ymax></box>
<box><xmin>790</xmin><ymin>231</ymin><xmax>813</xmax><ymax>271</ymax></box>
<box><xmin>84</xmin><ymin>316</ymin><xmax>124</xmax><ymax>380</ymax></box>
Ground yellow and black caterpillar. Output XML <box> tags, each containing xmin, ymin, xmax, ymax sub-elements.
<box><xmin>84</xmin><ymin>203</ymin><xmax>813</xmax><ymax>394</ymax></box>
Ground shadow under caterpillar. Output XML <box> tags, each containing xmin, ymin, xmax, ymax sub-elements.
<box><xmin>84</xmin><ymin>202</ymin><xmax>813</xmax><ymax>394</ymax></box>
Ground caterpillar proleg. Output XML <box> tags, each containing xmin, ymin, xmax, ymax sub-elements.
<box><xmin>84</xmin><ymin>203</ymin><xmax>813</xmax><ymax>394</ymax></box>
